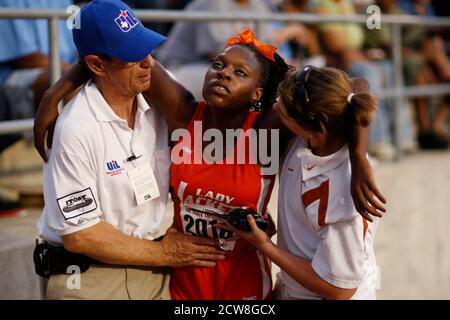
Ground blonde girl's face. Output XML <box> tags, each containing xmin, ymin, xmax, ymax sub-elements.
<box><xmin>273</xmin><ymin>100</ymin><xmax>313</xmax><ymax>140</ymax></box>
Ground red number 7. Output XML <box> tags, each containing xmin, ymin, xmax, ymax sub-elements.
<box><xmin>301</xmin><ymin>180</ymin><xmax>329</xmax><ymax>227</ymax></box>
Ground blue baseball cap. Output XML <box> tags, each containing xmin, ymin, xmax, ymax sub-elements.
<box><xmin>73</xmin><ymin>0</ymin><xmax>166</xmax><ymax>62</ymax></box>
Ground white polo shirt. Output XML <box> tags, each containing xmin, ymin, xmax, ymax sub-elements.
<box><xmin>37</xmin><ymin>80</ymin><xmax>170</xmax><ymax>245</ymax></box>
<box><xmin>277</xmin><ymin>137</ymin><xmax>379</xmax><ymax>300</ymax></box>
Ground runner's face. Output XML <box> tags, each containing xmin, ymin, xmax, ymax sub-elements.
<box><xmin>202</xmin><ymin>45</ymin><xmax>263</xmax><ymax>110</ymax></box>
<box><xmin>103</xmin><ymin>54</ymin><xmax>155</xmax><ymax>97</ymax></box>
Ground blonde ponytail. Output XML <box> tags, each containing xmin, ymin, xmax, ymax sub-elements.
<box><xmin>279</xmin><ymin>67</ymin><xmax>378</xmax><ymax>136</ymax></box>
<box><xmin>348</xmin><ymin>92</ymin><xmax>377</xmax><ymax>127</ymax></box>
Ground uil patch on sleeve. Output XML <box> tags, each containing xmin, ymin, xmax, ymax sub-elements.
<box><xmin>57</xmin><ymin>188</ymin><xmax>98</xmax><ymax>220</ymax></box>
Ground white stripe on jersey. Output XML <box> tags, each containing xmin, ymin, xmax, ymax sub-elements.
<box><xmin>177</xmin><ymin>181</ymin><xmax>188</xmax><ymax>200</ymax></box>
<box><xmin>257</xmin><ymin>177</ymin><xmax>272</xmax><ymax>214</ymax></box>
<box><xmin>257</xmin><ymin>251</ymin><xmax>272</xmax><ymax>299</ymax></box>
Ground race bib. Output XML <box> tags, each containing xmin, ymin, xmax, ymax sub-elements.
<box><xmin>180</xmin><ymin>204</ymin><xmax>236</xmax><ymax>251</ymax></box>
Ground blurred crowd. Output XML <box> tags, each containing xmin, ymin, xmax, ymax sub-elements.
<box><xmin>0</xmin><ymin>0</ymin><xmax>449</xmax><ymax>214</ymax></box>
<box><xmin>151</xmin><ymin>0</ymin><xmax>450</xmax><ymax>159</ymax></box>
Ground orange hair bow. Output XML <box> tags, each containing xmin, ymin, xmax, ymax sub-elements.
<box><xmin>225</xmin><ymin>29</ymin><xmax>277</xmax><ymax>62</ymax></box>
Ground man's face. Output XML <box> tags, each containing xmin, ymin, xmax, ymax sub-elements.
<box><xmin>102</xmin><ymin>54</ymin><xmax>154</xmax><ymax>97</ymax></box>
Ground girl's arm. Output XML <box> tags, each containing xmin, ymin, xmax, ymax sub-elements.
<box><xmin>349</xmin><ymin>125</ymin><xmax>386</xmax><ymax>221</ymax></box>
<box><xmin>261</xmin><ymin>240</ymin><xmax>357</xmax><ymax>300</ymax></box>
<box><xmin>142</xmin><ymin>61</ymin><xmax>197</xmax><ymax>132</ymax></box>
<box><xmin>228</xmin><ymin>215</ymin><xmax>357</xmax><ymax>300</ymax></box>
<box><xmin>34</xmin><ymin>61</ymin><xmax>89</xmax><ymax>162</ymax></box>
<box><xmin>34</xmin><ymin>59</ymin><xmax>197</xmax><ymax>162</ymax></box>
<box><xmin>348</xmin><ymin>78</ymin><xmax>386</xmax><ymax>221</ymax></box>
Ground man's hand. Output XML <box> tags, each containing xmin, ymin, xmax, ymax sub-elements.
<box><xmin>350</xmin><ymin>154</ymin><xmax>386</xmax><ymax>222</ymax></box>
<box><xmin>160</xmin><ymin>227</ymin><xmax>226</xmax><ymax>268</ymax></box>
<box><xmin>33</xmin><ymin>90</ymin><xmax>59</xmax><ymax>162</ymax></box>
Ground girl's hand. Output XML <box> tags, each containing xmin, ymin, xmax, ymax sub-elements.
<box><xmin>217</xmin><ymin>214</ymin><xmax>273</xmax><ymax>251</ymax></box>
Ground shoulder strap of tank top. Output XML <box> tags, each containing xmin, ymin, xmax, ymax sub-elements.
<box><xmin>242</xmin><ymin>111</ymin><xmax>261</xmax><ymax>131</ymax></box>
<box><xmin>187</xmin><ymin>101</ymin><xmax>207</xmax><ymax>132</ymax></box>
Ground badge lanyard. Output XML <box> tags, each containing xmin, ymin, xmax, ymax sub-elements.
<box><xmin>110</xmin><ymin>120</ymin><xmax>160</xmax><ymax>206</ymax></box>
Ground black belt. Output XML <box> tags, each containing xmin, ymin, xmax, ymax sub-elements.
<box><xmin>33</xmin><ymin>240</ymin><xmax>95</xmax><ymax>278</ymax></box>
<box><xmin>33</xmin><ymin>235</ymin><xmax>165</xmax><ymax>277</ymax></box>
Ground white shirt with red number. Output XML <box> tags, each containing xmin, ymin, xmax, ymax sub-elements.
<box><xmin>277</xmin><ymin>137</ymin><xmax>379</xmax><ymax>300</ymax></box>
<box><xmin>37</xmin><ymin>80</ymin><xmax>170</xmax><ymax>245</ymax></box>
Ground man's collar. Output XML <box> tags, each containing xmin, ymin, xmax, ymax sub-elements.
<box><xmin>85</xmin><ymin>80</ymin><xmax>151</xmax><ymax>123</ymax></box>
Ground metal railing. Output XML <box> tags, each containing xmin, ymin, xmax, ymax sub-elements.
<box><xmin>0</xmin><ymin>8</ymin><xmax>449</xmax><ymax>149</ymax></box>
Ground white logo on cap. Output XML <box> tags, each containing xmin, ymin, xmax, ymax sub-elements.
<box><xmin>114</xmin><ymin>10</ymin><xmax>139</xmax><ymax>32</ymax></box>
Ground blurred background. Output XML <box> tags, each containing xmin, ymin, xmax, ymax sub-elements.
<box><xmin>0</xmin><ymin>0</ymin><xmax>449</xmax><ymax>299</ymax></box>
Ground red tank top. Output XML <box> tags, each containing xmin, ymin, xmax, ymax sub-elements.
<box><xmin>170</xmin><ymin>102</ymin><xmax>275</xmax><ymax>255</ymax></box>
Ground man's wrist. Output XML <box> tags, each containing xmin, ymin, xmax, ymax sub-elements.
<box><xmin>151</xmin><ymin>239</ymin><xmax>169</xmax><ymax>267</ymax></box>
